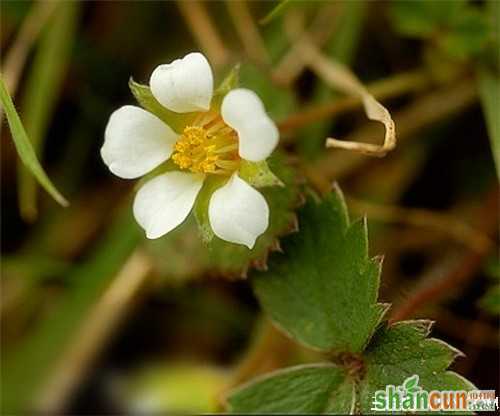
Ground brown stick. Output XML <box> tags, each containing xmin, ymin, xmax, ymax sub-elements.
<box><xmin>176</xmin><ymin>0</ymin><xmax>230</xmax><ymax>68</ymax></box>
<box><xmin>278</xmin><ymin>69</ymin><xmax>431</xmax><ymax>134</ymax></box>
<box><xmin>272</xmin><ymin>4</ymin><xmax>339</xmax><ymax>86</ymax></box>
<box><xmin>225</xmin><ymin>0</ymin><xmax>270</xmax><ymax>66</ymax></box>
<box><xmin>314</xmin><ymin>79</ymin><xmax>478</xmax><ymax>182</ymax></box>
<box><xmin>0</xmin><ymin>1</ymin><xmax>56</xmax><ymax>126</ymax></box>
<box><xmin>36</xmin><ymin>250</ymin><xmax>153</xmax><ymax>413</ymax></box>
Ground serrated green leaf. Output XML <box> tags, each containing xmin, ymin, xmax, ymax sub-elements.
<box><xmin>227</xmin><ymin>364</ymin><xmax>355</xmax><ymax>414</ymax></box>
<box><xmin>252</xmin><ymin>187</ymin><xmax>388</xmax><ymax>352</ymax></box>
<box><xmin>239</xmin><ymin>160</ymin><xmax>283</xmax><ymax>188</ymax></box>
<box><xmin>128</xmin><ymin>78</ymin><xmax>195</xmax><ymax>133</ymax></box>
<box><xmin>228</xmin><ymin>320</ymin><xmax>475</xmax><ymax>414</ymax></box>
<box><xmin>0</xmin><ymin>76</ymin><xmax>68</xmax><ymax>208</ymax></box>
<box><xmin>358</xmin><ymin>320</ymin><xmax>475</xmax><ymax>414</ymax></box>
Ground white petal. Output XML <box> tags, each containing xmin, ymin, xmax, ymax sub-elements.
<box><xmin>133</xmin><ymin>171</ymin><xmax>204</xmax><ymax>239</ymax></box>
<box><xmin>221</xmin><ymin>88</ymin><xmax>279</xmax><ymax>162</ymax></box>
<box><xmin>150</xmin><ymin>52</ymin><xmax>213</xmax><ymax>113</ymax></box>
<box><xmin>101</xmin><ymin>105</ymin><xmax>177</xmax><ymax>179</ymax></box>
<box><xmin>208</xmin><ymin>174</ymin><xmax>269</xmax><ymax>249</ymax></box>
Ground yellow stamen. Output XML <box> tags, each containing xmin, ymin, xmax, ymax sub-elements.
<box><xmin>172</xmin><ymin>115</ymin><xmax>240</xmax><ymax>175</ymax></box>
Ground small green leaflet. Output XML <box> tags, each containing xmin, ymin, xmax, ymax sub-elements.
<box><xmin>227</xmin><ymin>321</ymin><xmax>475</xmax><ymax>414</ymax></box>
<box><xmin>0</xmin><ymin>76</ymin><xmax>68</xmax><ymax>208</ymax></box>
<box><xmin>227</xmin><ymin>364</ymin><xmax>355</xmax><ymax>414</ymax></box>
<box><xmin>253</xmin><ymin>186</ymin><xmax>388</xmax><ymax>352</ymax></box>
<box><xmin>358</xmin><ymin>320</ymin><xmax>475</xmax><ymax>414</ymax></box>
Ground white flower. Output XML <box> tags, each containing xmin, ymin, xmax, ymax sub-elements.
<box><xmin>101</xmin><ymin>52</ymin><xmax>279</xmax><ymax>249</ymax></box>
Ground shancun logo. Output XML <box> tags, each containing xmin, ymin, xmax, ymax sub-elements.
<box><xmin>371</xmin><ymin>375</ymin><xmax>498</xmax><ymax>412</ymax></box>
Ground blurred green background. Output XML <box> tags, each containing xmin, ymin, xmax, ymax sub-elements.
<box><xmin>1</xmin><ymin>0</ymin><xmax>498</xmax><ymax>414</ymax></box>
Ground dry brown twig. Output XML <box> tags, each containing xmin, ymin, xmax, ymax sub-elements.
<box><xmin>272</xmin><ymin>4</ymin><xmax>340</xmax><ymax>86</ymax></box>
<box><xmin>176</xmin><ymin>0</ymin><xmax>230</xmax><ymax>68</ymax></box>
<box><xmin>0</xmin><ymin>0</ymin><xmax>56</xmax><ymax>125</ymax></box>
<box><xmin>225</xmin><ymin>0</ymin><xmax>270</xmax><ymax>66</ymax></box>
<box><xmin>299</xmin><ymin>41</ymin><xmax>396</xmax><ymax>157</ymax></box>
<box><xmin>278</xmin><ymin>68</ymin><xmax>431</xmax><ymax>134</ymax></box>
<box><xmin>312</xmin><ymin>79</ymin><xmax>478</xmax><ymax>183</ymax></box>
<box><xmin>36</xmin><ymin>250</ymin><xmax>153</xmax><ymax>413</ymax></box>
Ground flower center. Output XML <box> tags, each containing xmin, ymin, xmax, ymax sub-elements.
<box><xmin>172</xmin><ymin>112</ymin><xmax>240</xmax><ymax>175</ymax></box>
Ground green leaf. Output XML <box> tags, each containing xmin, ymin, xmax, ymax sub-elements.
<box><xmin>239</xmin><ymin>160</ymin><xmax>283</xmax><ymax>188</ymax></box>
<box><xmin>252</xmin><ymin>186</ymin><xmax>388</xmax><ymax>352</ymax></box>
<box><xmin>477</xmin><ymin>68</ymin><xmax>500</xmax><ymax>181</ymax></box>
<box><xmin>0</xmin><ymin>76</ymin><xmax>68</xmax><ymax>208</ymax></box>
<box><xmin>17</xmin><ymin>1</ymin><xmax>79</xmax><ymax>221</ymax></box>
<box><xmin>227</xmin><ymin>364</ymin><xmax>355</xmax><ymax>414</ymax></box>
<box><xmin>128</xmin><ymin>78</ymin><xmax>195</xmax><ymax>133</ymax></box>
<box><xmin>228</xmin><ymin>321</ymin><xmax>475</xmax><ymax>414</ymax></box>
<box><xmin>358</xmin><ymin>320</ymin><xmax>475</xmax><ymax>414</ymax></box>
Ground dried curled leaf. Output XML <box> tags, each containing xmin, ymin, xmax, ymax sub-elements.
<box><xmin>300</xmin><ymin>41</ymin><xmax>396</xmax><ymax>157</ymax></box>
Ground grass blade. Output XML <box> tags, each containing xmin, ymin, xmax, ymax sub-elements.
<box><xmin>18</xmin><ymin>1</ymin><xmax>79</xmax><ymax>220</ymax></box>
<box><xmin>0</xmin><ymin>76</ymin><xmax>68</xmax><ymax>208</ymax></box>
